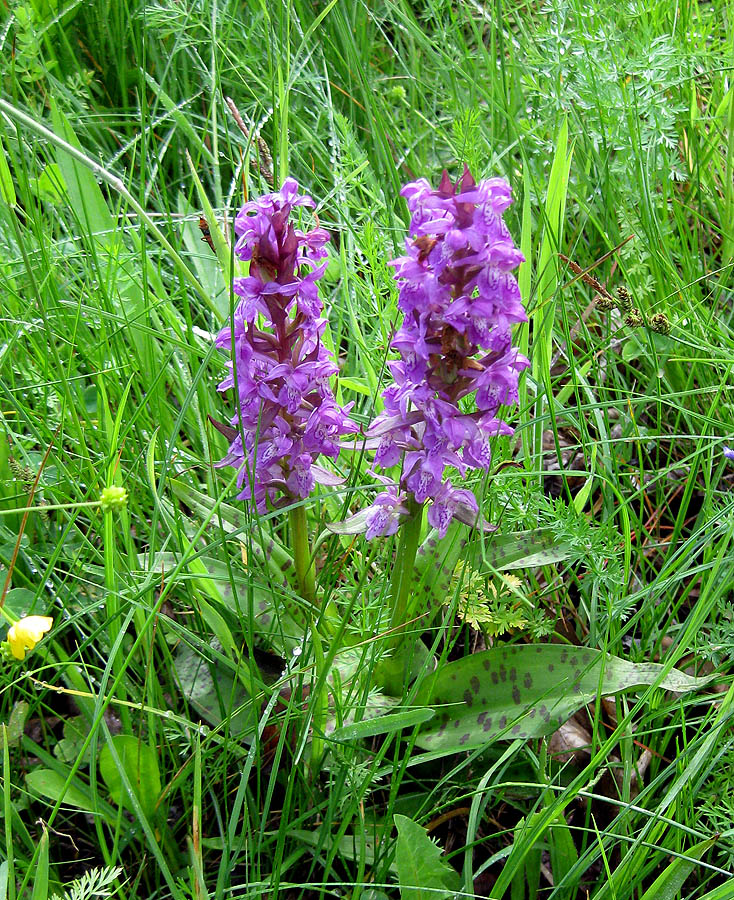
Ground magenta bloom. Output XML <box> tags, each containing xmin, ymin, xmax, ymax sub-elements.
<box><xmin>365</xmin><ymin>167</ymin><xmax>528</xmax><ymax>538</ymax></box>
<box><xmin>216</xmin><ymin>179</ymin><xmax>357</xmax><ymax>512</ymax></box>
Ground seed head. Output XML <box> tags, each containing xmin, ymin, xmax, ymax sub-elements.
<box><xmin>616</xmin><ymin>286</ymin><xmax>633</xmax><ymax>313</ymax></box>
<box><xmin>649</xmin><ymin>312</ymin><xmax>671</xmax><ymax>335</ymax></box>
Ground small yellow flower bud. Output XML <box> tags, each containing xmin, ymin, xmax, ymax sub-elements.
<box><xmin>6</xmin><ymin>616</ymin><xmax>53</xmax><ymax>660</ymax></box>
<box><xmin>386</xmin><ymin>84</ymin><xmax>407</xmax><ymax>103</ymax></box>
<box><xmin>100</xmin><ymin>485</ymin><xmax>128</xmax><ymax>512</ymax></box>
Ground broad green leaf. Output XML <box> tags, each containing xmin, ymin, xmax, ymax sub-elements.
<box><xmin>177</xmin><ymin>192</ymin><xmax>227</xmax><ymax>305</ymax></box>
<box><xmin>0</xmin><ymin>701</ymin><xmax>29</xmax><ymax>750</ymax></box>
<box><xmin>184</xmin><ymin>150</ymin><xmax>232</xmax><ymax>286</ymax></box>
<box><xmin>394</xmin><ymin>814</ymin><xmax>460</xmax><ymax>900</ymax></box>
<box><xmin>415</xmin><ymin>645</ymin><xmax>710</xmax><ymax>751</ymax></box>
<box><xmin>338</xmin><ymin>376</ymin><xmax>374</xmax><ymax>397</ymax></box>
<box><xmin>291</xmin><ymin>828</ymin><xmax>397</xmax><ymax>874</ymax></box>
<box><xmin>534</xmin><ymin>116</ymin><xmax>572</xmax><ymax>364</ymax></box>
<box><xmin>143</xmin><ymin>551</ymin><xmax>304</xmax><ymax>654</ymax></box>
<box><xmin>53</xmin><ymin>716</ymin><xmax>93</xmax><ymax>766</ymax></box>
<box><xmin>99</xmin><ymin>736</ymin><xmax>161</xmax><ymax>821</ymax></box>
<box><xmin>3</xmin><ymin>589</ymin><xmax>38</xmax><ymax>619</ymax></box>
<box><xmin>531</xmin><ymin>118</ymin><xmax>573</xmax><ymax>481</ymax></box>
<box><xmin>174</xmin><ymin>644</ymin><xmax>256</xmax><ymax>736</ymax></box>
<box><xmin>197</xmin><ymin>595</ymin><xmax>237</xmax><ymax>657</ymax></box>
<box><xmin>49</xmin><ymin>101</ymin><xmax>119</xmax><ymax>251</ymax></box>
<box><xmin>639</xmin><ymin>838</ymin><xmax>717</xmax><ymax>900</ymax></box>
<box><xmin>25</xmin><ymin>769</ymin><xmax>95</xmax><ymax>813</ymax></box>
<box><xmin>330</xmin><ymin>708</ymin><xmax>434</xmax><ymax>742</ymax></box>
<box><xmin>169</xmin><ymin>479</ymin><xmax>298</xmax><ymax>588</ymax></box>
<box><xmin>33</xmin><ymin>162</ymin><xmax>66</xmax><ymax>203</ymax></box>
<box><xmin>409</xmin><ymin>525</ymin><xmax>570</xmax><ymax>627</ymax></box>
<box><xmin>0</xmin><ymin>860</ymin><xmax>7</xmax><ymax>900</ymax></box>
<box><xmin>481</xmin><ymin>529</ymin><xmax>571</xmax><ymax>570</ymax></box>
<box><xmin>410</xmin><ymin>522</ymin><xmax>469</xmax><ymax>619</ymax></box>
<box><xmin>548</xmin><ymin>812</ymin><xmax>579</xmax><ymax>900</ymax></box>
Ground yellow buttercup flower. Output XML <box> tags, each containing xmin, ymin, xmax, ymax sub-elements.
<box><xmin>7</xmin><ymin>616</ymin><xmax>53</xmax><ymax>660</ymax></box>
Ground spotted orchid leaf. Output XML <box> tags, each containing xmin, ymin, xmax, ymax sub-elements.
<box><xmin>408</xmin><ymin>524</ymin><xmax>569</xmax><ymax>627</ymax></box>
<box><xmin>170</xmin><ymin>479</ymin><xmax>298</xmax><ymax>589</ymax></box>
<box><xmin>414</xmin><ymin>644</ymin><xmax>711</xmax><ymax>751</ymax></box>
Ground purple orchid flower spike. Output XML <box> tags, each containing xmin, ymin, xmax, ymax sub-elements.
<box><xmin>364</xmin><ymin>165</ymin><xmax>528</xmax><ymax>538</ymax></box>
<box><xmin>215</xmin><ymin>178</ymin><xmax>357</xmax><ymax>513</ymax></box>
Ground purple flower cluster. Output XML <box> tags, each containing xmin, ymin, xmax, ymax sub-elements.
<box><xmin>216</xmin><ymin>178</ymin><xmax>356</xmax><ymax>512</ymax></box>
<box><xmin>364</xmin><ymin>167</ymin><xmax>529</xmax><ymax>540</ymax></box>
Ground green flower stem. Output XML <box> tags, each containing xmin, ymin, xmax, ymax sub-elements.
<box><xmin>0</xmin><ymin>500</ymin><xmax>102</xmax><ymax>516</ymax></box>
<box><xmin>388</xmin><ymin>498</ymin><xmax>424</xmax><ymax>639</ymax></box>
<box><xmin>103</xmin><ymin>508</ymin><xmax>132</xmax><ymax>732</ymax></box>
<box><xmin>379</xmin><ymin>499</ymin><xmax>424</xmax><ymax>696</ymax></box>
<box><xmin>289</xmin><ymin>505</ymin><xmax>317</xmax><ymax>605</ymax></box>
<box><xmin>309</xmin><ymin>616</ymin><xmax>327</xmax><ymax>778</ymax></box>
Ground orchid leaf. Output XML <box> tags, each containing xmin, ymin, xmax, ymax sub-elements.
<box><xmin>410</xmin><ymin>525</ymin><xmax>569</xmax><ymax>623</ymax></box>
<box><xmin>415</xmin><ymin>644</ymin><xmax>711</xmax><ymax>751</ymax></box>
<box><xmin>174</xmin><ymin>644</ymin><xmax>257</xmax><ymax>736</ymax></box>
<box><xmin>326</xmin><ymin>508</ymin><xmax>371</xmax><ymax>535</ymax></box>
<box><xmin>99</xmin><ymin>736</ymin><xmax>161</xmax><ymax>821</ymax></box>
<box><xmin>141</xmin><ymin>551</ymin><xmax>304</xmax><ymax>654</ymax></box>
<box><xmin>170</xmin><ymin>479</ymin><xmax>297</xmax><ymax>588</ymax></box>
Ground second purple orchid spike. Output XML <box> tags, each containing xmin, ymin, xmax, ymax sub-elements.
<box><xmin>364</xmin><ymin>166</ymin><xmax>529</xmax><ymax>538</ymax></box>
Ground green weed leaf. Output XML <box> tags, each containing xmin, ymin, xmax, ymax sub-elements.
<box><xmin>25</xmin><ymin>769</ymin><xmax>95</xmax><ymax>813</ymax></box>
<box><xmin>99</xmin><ymin>736</ymin><xmax>161</xmax><ymax>821</ymax></box>
<box><xmin>30</xmin><ymin>824</ymin><xmax>48</xmax><ymax>900</ymax></box>
<box><xmin>394</xmin><ymin>814</ymin><xmax>459</xmax><ymax>900</ymax></box>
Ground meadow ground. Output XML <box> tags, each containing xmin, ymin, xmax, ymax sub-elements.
<box><xmin>1</xmin><ymin>0</ymin><xmax>734</xmax><ymax>897</ymax></box>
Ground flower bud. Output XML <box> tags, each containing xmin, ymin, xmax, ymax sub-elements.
<box><xmin>100</xmin><ymin>485</ymin><xmax>128</xmax><ymax>512</ymax></box>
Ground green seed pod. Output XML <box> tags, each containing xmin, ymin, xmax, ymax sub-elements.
<box><xmin>624</xmin><ymin>307</ymin><xmax>644</xmax><ymax>328</ymax></box>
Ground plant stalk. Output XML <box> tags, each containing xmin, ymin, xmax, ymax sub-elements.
<box><xmin>289</xmin><ymin>505</ymin><xmax>317</xmax><ymax>605</ymax></box>
<box><xmin>388</xmin><ymin>497</ymin><xmax>424</xmax><ymax>637</ymax></box>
